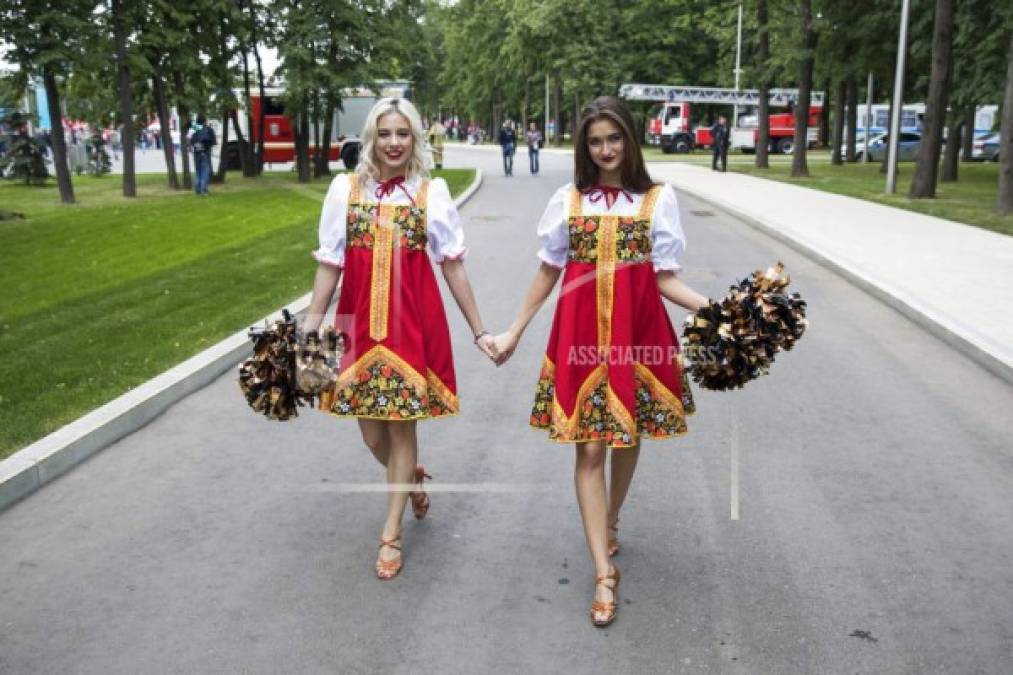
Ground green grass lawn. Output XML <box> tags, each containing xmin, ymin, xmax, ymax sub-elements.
<box><xmin>641</xmin><ymin>147</ymin><xmax>1011</xmax><ymax>236</ymax></box>
<box><xmin>0</xmin><ymin>168</ymin><xmax>475</xmax><ymax>459</ymax></box>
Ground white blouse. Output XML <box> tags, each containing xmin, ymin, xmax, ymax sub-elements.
<box><xmin>313</xmin><ymin>173</ymin><xmax>468</xmax><ymax>268</ymax></box>
<box><xmin>536</xmin><ymin>182</ymin><xmax>686</xmax><ymax>273</ymax></box>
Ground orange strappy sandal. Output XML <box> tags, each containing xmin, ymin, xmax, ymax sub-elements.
<box><xmin>607</xmin><ymin>518</ymin><xmax>620</xmax><ymax>557</ymax></box>
<box><xmin>409</xmin><ymin>464</ymin><xmax>432</xmax><ymax>520</ymax></box>
<box><xmin>375</xmin><ymin>535</ymin><xmax>402</xmax><ymax>580</ymax></box>
<box><xmin>590</xmin><ymin>565</ymin><xmax>621</xmax><ymax>627</ymax></box>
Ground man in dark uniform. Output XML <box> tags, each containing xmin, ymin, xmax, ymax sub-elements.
<box><xmin>711</xmin><ymin>115</ymin><xmax>729</xmax><ymax>172</ymax></box>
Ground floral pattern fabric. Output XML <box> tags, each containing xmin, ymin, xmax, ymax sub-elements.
<box><xmin>567</xmin><ymin>215</ymin><xmax>652</xmax><ymax>264</ymax></box>
<box><xmin>328</xmin><ymin>357</ymin><xmax>456</xmax><ymax>420</ymax></box>
<box><xmin>346</xmin><ymin>204</ymin><xmax>428</xmax><ymax>251</ymax></box>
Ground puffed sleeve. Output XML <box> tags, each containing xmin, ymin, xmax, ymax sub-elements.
<box><xmin>426</xmin><ymin>177</ymin><xmax>468</xmax><ymax>263</ymax></box>
<box><xmin>536</xmin><ymin>185</ymin><xmax>570</xmax><ymax>268</ymax></box>
<box><xmin>312</xmin><ymin>173</ymin><xmax>349</xmax><ymax>268</ymax></box>
<box><xmin>651</xmin><ymin>183</ymin><xmax>686</xmax><ymax>273</ymax></box>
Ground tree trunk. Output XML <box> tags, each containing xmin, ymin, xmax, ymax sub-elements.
<box><xmin>230</xmin><ymin>109</ymin><xmax>249</xmax><ymax>176</ymax></box>
<box><xmin>248</xmin><ymin>0</ymin><xmax>266</xmax><ymax>173</ymax></box>
<box><xmin>311</xmin><ymin>98</ymin><xmax>321</xmax><ymax>178</ymax></box>
<box><xmin>317</xmin><ymin>95</ymin><xmax>336</xmax><ymax>177</ymax></box>
<box><xmin>295</xmin><ymin>109</ymin><xmax>312</xmax><ymax>183</ymax></box>
<box><xmin>819</xmin><ymin>78</ymin><xmax>831</xmax><ymax>146</ymax></box>
<box><xmin>831</xmin><ymin>79</ymin><xmax>846</xmax><ymax>165</ymax></box>
<box><xmin>997</xmin><ymin>30</ymin><xmax>1013</xmax><ymax>214</ymax></box>
<box><xmin>961</xmin><ymin>105</ymin><xmax>975</xmax><ymax>161</ymax></box>
<box><xmin>791</xmin><ymin>0</ymin><xmax>816</xmax><ymax>178</ymax></box>
<box><xmin>552</xmin><ymin>77</ymin><xmax>561</xmax><ymax>145</ymax></box>
<box><xmin>910</xmin><ymin>0</ymin><xmax>954</xmax><ymax>198</ymax></box>
<box><xmin>172</xmin><ymin>70</ymin><xmax>192</xmax><ymax>190</ymax></box>
<box><xmin>42</xmin><ymin>67</ymin><xmax>75</xmax><ymax>204</ymax></box>
<box><xmin>940</xmin><ymin>114</ymin><xmax>961</xmax><ymax>182</ymax></box>
<box><xmin>215</xmin><ymin>109</ymin><xmax>229</xmax><ymax>183</ymax></box>
<box><xmin>755</xmin><ymin>0</ymin><xmax>770</xmax><ymax>168</ymax></box>
<box><xmin>151</xmin><ymin>71</ymin><xmax>179</xmax><ymax>190</ymax></box>
<box><xmin>112</xmin><ymin>0</ymin><xmax>135</xmax><ymax>198</ymax></box>
<box><xmin>240</xmin><ymin>43</ymin><xmax>256</xmax><ymax>177</ymax></box>
<box><xmin>845</xmin><ymin>77</ymin><xmax>858</xmax><ymax>162</ymax></box>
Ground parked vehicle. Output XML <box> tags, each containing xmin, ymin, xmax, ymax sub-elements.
<box><xmin>971</xmin><ymin>132</ymin><xmax>1000</xmax><ymax>162</ymax></box>
<box><xmin>855</xmin><ymin>131</ymin><xmax>922</xmax><ymax>162</ymax></box>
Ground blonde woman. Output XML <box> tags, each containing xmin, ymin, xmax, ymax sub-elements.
<box><xmin>303</xmin><ymin>98</ymin><xmax>494</xmax><ymax>580</ymax></box>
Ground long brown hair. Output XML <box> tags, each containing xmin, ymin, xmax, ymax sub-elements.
<box><xmin>574</xmin><ymin>96</ymin><xmax>655</xmax><ymax>193</ymax></box>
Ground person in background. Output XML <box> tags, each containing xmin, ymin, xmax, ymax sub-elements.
<box><xmin>427</xmin><ymin>117</ymin><xmax>446</xmax><ymax>169</ymax></box>
<box><xmin>189</xmin><ymin>114</ymin><xmax>216</xmax><ymax>195</ymax></box>
<box><xmin>710</xmin><ymin>115</ymin><xmax>729</xmax><ymax>172</ymax></box>
<box><xmin>526</xmin><ymin>121</ymin><xmax>543</xmax><ymax>176</ymax></box>
<box><xmin>499</xmin><ymin>120</ymin><xmax>516</xmax><ymax>177</ymax></box>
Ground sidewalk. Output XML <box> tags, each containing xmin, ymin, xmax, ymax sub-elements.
<box><xmin>650</xmin><ymin>161</ymin><xmax>1013</xmax><ymax>385</ymax></box>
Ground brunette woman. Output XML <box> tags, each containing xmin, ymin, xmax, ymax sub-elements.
<box><xmin>492</xmin><ymin>96</ymin><xmax>710</xmax><ymax>626</ymax></box>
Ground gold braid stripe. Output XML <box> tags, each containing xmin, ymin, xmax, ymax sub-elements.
<box><xmin>348</xmin><ymin>173</ymin><xmax>362</xmax><ymax>203</ymax></box>
<box><xmin>369</xmin><ymin>204</ymin><xmax>396</xmax><ymax>342</ymax></box>
<box><xmin>633</xmin><ymin>362</ymin><xmax>687</xmax><ymax>418</ymax></box>
<box><xmin>337</xmin><ymin>344</ymin><xmax>428</xmax><ymax>393</ymax></box>
<box><xmin>637</xmin><ymin>184</ymin><xmax>662</xmax><ymax>221</ymax></box>
<box><xmin>550</xmin><ymin>364</ymin><xmax>607</xmax><ymax>438</ymax></box>
<box><xmin>605</xmin><ymin>384</ymin><xmax>637</xmax><ymax>440</ymax></box>
<box><xmin>426</xmin><ymin>368</ymin><xmax>459</xmax><ymax>411</ymax></box>
<box><xmin>596</xmin><ymin>215</ymin><xmax>617</xmax><ymax>349</ymax></box>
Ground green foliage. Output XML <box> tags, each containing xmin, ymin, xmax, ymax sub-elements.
<box><xmin>0</xmin><ymin>111</ymin><xmax>49</xmax><ymax>185</ymax></box>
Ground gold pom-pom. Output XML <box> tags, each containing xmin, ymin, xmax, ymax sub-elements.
<box><xmin>682</xmin><ymin>263</ymin><xmax>808</xmax><ymax>391</ymax></box>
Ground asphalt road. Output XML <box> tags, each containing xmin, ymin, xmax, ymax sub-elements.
<box><xmin>2</xmin><ymin>146</ymin><xmax>1012</xmax><ymax>674</ymax></box>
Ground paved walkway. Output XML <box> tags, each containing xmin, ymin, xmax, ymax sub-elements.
<box><xmin>2</xmin><ymin>145</ymin><xmax>1012</xmax><ymax>674</ymax></box>
<box><xmin>649</xmin><ymin>162</ymin><xmax>1013</xmax><ymax>384</ymax></box>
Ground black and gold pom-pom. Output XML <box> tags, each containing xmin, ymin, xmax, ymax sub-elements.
<box><xmin>238</xmin><ymin>310</ymin><xmax>344</xmax><ymax>421</ymax></box>
<box><xmin>682</xmin><ymin>262</ymin><xmax>808</xmax><ymax>391</ymax></box>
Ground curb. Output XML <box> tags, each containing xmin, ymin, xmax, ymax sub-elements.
<box><xmin>0</xmin><ymin>169</ymin><xmax>485</xmax><ymax>513</ymax></box>
<box><xmin>670</xmin><ymin>183</ymin><xmax>1013</xmax><ymax>389</ymax></box>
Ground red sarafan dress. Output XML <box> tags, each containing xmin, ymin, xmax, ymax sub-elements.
<box><xmin>530</xmin><ymin>183</ymin><xmax>695</xmax><ymax>447</ymax></box>
<box><xmin>313</xmin><ymin>172</ymin><xmax>467</xmax><ymax>421</ymax></box>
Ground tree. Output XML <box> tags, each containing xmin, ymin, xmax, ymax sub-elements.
<box><xmin>755</xmin><ymin>0</ymin><xmax>771</xmax><ymax>168</ymax></box>
<box><xmin>0</xmin><ymin>0</ymin><xmax>95</xmax><ymax>204</ymax></box>
<box><xmin>111</xmin><ymin>0</ymin><xmax>137</xmax><ymax>197</ymax></box>
<box><xmin>998</xmin><ymin>29</ymin><xmax>1013</xmax><ymax>215</ymax></box>
<box><xmin>0</xmin><ymin>110</ymin><xmax>49</xmax><ymax>184</ymax></box>
<box><xmin>791</xmin><ymin>0</ymin><xmax>817</xmax><ymax>178</ymax></box>
<box><xmin>910</xmin><ymin>0</ymin><xmax>955</xmax><ymax>198</ymax></box>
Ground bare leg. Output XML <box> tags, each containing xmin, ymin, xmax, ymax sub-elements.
<box><xmin>607</xmin><ymin>441</ymin><xmax>641</xmax><ymax>547</ymax></box>
<box><xmin>575</xmin><ymin>441</ymin><xmax>617</xmax><ymax>621</ymax></box>
<box><xmin>378</xmin><ymin>421</ymin><xmax>418</xmax><ymax>565</ymax></box>
<box><xmin>358</xmin><ymin>418</ymin><xmax>391</xmax><ymax>467</ymax></box>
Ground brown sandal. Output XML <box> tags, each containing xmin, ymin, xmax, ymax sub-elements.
<box><xmin>409</xmin><ymin>464</ymin><xmax>432</xmax><ymax>520</ymax></box>
<box><xmin>607</xmin><ymin>518</ymin><xmax>620</xmax><ymax>557</ymax></box>
<box><xmin>375</xmin><ymin>535</ymin><xmax>402</xmax><ymax>580</ymax></box>
<box><xmin>590</xmin><ymin>565</ymin><xmax>621</xmax><ymax>627</ymax></box>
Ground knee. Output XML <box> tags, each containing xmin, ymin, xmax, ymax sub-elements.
<box><xmin>576</xmin><ymin>443</ymin><xmax>606</xmax><ymax>471</ymax></box>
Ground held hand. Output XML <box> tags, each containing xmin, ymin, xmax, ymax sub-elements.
<box><xmin>491</xmin><ymin>331</ymin><xmax>519</xmax><ymax>366</ymax></box>
<box><xmin>475</xmin><ymin>333</ymin><xmax>497</xmax><ymax>362</ymax></box>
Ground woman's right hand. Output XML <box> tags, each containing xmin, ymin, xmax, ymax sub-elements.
<box><xmin>490</xmin><ymin>331</ymin><xmax>519</xmax><ymax>366</ymax></box>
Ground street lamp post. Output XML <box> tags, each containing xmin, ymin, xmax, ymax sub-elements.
<box><xmin>733</xmin><ymin>0</ymin><xmax>743</xmax><ymax>125</ymax></box>
<box><xmin>887</xmin><ymin>0</ymin><xmax>911</xmax><ymax>193</ymax></box>
<box><xmin>865</xmin><ymin>72</ymin><xmax>873</xmax><ymax>163</ymax></box>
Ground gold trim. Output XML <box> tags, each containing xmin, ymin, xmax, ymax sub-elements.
<box><xmin>633</xmin><ymin>362</ymin><xmax>687</xmax><ymax>418</ymax></box>
<box><xmin>549</xmin><ymin>364</ymin><xmax>607</xmax><ymax>439</ymax></box>
<box><xmin>637</xmin><ymin>185</ymin><xmax>661</xmax><ymax>221</ymax></box>
<box><xmin>417</xmin><ymin>179</ymin><xmax>431</xmax><ymax>210</ymax></box>
<box><xmin>596</xmin><ymin>216</ymin><xmax>617</xmax><ymax>349</ymax></box>
<box><xmin>369</xmin><ymin>205</ymin><xmax>396</xmax><ymax>342</ymax></box>
<box><xmin>605</xmin><ymin>384</ymin><xmax>637</xmax><ymax>438</ymax></box>
<box><xmin>569</xmin><ymin>186</ymin><xmax>583</xmax><ymax>220</ymax></box>
<box><xmin>348</xmin><ymin>173</ymin><xmax>361</xmax><ymax>204</ymax></box>
<box><xmin>426</xmin><ymin>368</ymin><xmax>459</xmax><ymax>410</ymax></box>
<box><xmin>336</xmin><ymin>344</ymin><xmax>427</xmax><ymax>392</ymax></box>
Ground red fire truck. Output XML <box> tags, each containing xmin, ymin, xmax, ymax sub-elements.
<box><xmin>620</xmin><ymin>84</ymin><xmax>824</xmax><ymax>154</ymax></box>
<box><xmin>226</xmin><ymin>82</ymin><xmax>410</xmax><ymax>168</ymax></box>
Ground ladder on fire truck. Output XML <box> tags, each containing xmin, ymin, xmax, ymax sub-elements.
<box><xmin>620</xmin><ymin>84</ymin><xmax>825</xmax><ymax>107</ymax></box>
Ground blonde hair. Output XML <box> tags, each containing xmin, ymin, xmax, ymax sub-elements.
<box><xmin>357</xmin><ymin>98</ymin><xmax>431</xmax><ymax>182</ymax></box>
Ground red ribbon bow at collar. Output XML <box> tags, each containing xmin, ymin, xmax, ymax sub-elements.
<box><xmin>374</xmin><ymin>175</ymin><xmax>415</xmax><ymax>205</ymax></box>
<box><xmin>583</xmin><ymin>184</ymin><xmax>633</xmax><ymax>210</ymax></box>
